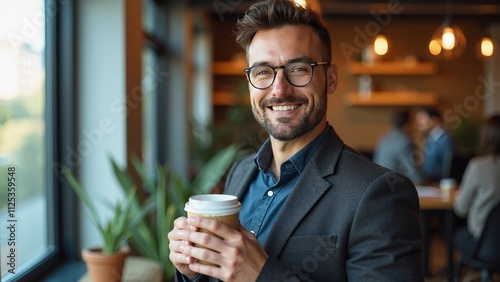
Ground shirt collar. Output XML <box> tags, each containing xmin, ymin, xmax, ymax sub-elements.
<box><xmin>254</xmin><ymin>124</ymin><xmax>330</xmax><ymax>175</ymax></box>
<box><xmin>429</xmin><ymin>126</ymin><xmax>445</xmax><ymax>141</ymax></box>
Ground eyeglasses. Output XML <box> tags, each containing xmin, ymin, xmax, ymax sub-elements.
<box><xmin>243</xmin><ymin>61</ymin><xmax>329</xmax><ymax>90</ymax></box>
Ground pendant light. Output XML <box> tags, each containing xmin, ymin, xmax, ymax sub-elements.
<box><xmin>480</xmin><ymin>36</ymin><xmax>494</xmax><ymax>57</ymax></box>
<box><xmin>428</xmin><ymin>0</ymin><xmax>466</xmax><ymax>60</ymax></box>
<box><xmin>478</xmin><ymin>25</ymin><xmax>495</xmax><ymax>59</ymax></box>
<box><xmin>293</xmin><ymin>0</ymin><xmax>321</xmax><ymax>14</ymax></box>
<box><xmin>481</xmin><ymin>36</ymin><xmax>495</xmax><ymax>57</ymax></box>
<box><xmin>373</xmin><ymin>34</ymin><xmax>389</xmax><ymax>56</ymax></box>
<box><xmin>475</xmin><ymin>24</ymin><xmax>495</xmax><ymax>60</ymax></box>
<box><xmin>293</xmin><ymin>0</ymin><xmax>307</xmax><ymax>8</ymax></box>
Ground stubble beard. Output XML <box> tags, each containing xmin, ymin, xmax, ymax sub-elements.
<box><xmin>252</xmin><ymin>89</ymin><xmax>327</xmax><ymax>141</ymax></box>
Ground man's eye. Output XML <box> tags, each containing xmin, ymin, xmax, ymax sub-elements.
<box><xmin>291</xmin><ymin>67</ymin><xmax>306</xmax><ymax>72</ymax></box>
<box><xmin>254</xmin><ymin>68</ymin><xmax>272</xmax><ymax>76</ymax></box>
<box><xmin>289</xmin><ymin>64</ymin><xmax>310</xmax><ymax>73</ymax></box>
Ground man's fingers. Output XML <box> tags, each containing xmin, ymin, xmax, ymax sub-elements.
<box><xmin>187</xmin><ymin>217</ymin><xmax>234</xmax><ymax>236</ymax></box>
<box><xmin>173</xmin><ymin>216</ymin><xmax>188</xmax><ymax>229</ymax></box>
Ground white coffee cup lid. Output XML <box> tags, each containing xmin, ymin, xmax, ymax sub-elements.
<box><xmin>440</xmin><ymin>178</ymin><xmax>456</xmax><ymax>189</ymax></box>
<box><xmin>184</xmin><ymin>194</ymin><xmax>241</xmax><ymax>215</ymax></box>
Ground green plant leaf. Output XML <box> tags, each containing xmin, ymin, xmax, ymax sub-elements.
<box><xmin>113</xmin><ymin>145</ymin><xmax>239</xmax><ymax>281</ymax></box>
<box><xmin>155</xmin><ymin>164</ymin><xmax>167</xmax><ymax>259</ymax></box>
<box><xmin>64</xmin><ymin>164</ymin><xmax>154</xmax><ymax>254</ymax></box>
<box><xmin>131</xmin><ymin>155</ymin><xmax>157</xmax><ymax>194</ymax></box>
<box><xmin>190</xmin><ymin>143</ymin><xmax>238</xmax><ymax>194</ymax></box>
<box><xmin>171</xmin><ymin>173</ymin><xmax>188</xmax><ymax>215</ymax></box>
<box><xmin>62</xmin><ymin>168</ymin><xmax>104</xmax><ymax>233</ymax></box>
<box><xmin>111</xmin><ymin>158</ymin><xmax>135</xmax><ymax>194</ymax></box>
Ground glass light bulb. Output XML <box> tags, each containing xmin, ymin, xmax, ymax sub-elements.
<box><xmin>442</xmin><ymin>27</ymin><xmax>456</xmax><ymax>50</ymax></box>
<box><xmin>481</xmin><ymin>37</ymin><xmax>494</xmax><ymax>57</ymax></box>
<box><xmin>373</xmin><ymin>35</ymin><xmax>388</xmax><ymax>56</ymax></box>
<box><xmin>429</xmin><ymin>39</ymin><xmax>442</xmax><ymax>55</ymax></box>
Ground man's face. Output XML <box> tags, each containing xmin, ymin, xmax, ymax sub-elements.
<box><xmin>415</xmin><ymin>111</ymin><xmax>433</xmax><ymax>134</ymax></box>
<box><xmin>246</xmin><ymin>25</ymin><xmax>337</xmax><ymax>141</ymax></box>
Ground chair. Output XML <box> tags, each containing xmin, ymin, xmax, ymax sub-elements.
<box><xmin>455</xmin><ymin>201</ymin><xmax>500</xmax><ymax>282</ymax></box>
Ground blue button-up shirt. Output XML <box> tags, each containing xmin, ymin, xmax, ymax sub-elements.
<box><xmin>240</xmin><ymin>125</ymin><xmax>330</xmax><ymax>245</ymax></box>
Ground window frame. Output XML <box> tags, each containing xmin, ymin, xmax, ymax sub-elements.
<box><xmin>8</xmin><ymin>0</ymin><xmax>82</xmax><ymax>280</ymax></box>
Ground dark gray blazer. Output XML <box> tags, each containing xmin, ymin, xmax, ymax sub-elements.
<box><xmin>226</xmin><ymin>126</ymin><xmax>423</xmax><ymax>281</ymax></box>
<box><xmin>177</xmin><ymin>126</ymin><xmax>424</xmax><ymax>281</ymax></box>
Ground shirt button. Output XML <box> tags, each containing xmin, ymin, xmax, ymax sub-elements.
<box><xmin>267</xmin><ymin>190</ymin><xmax>274</xmax><ymax>197</ymax></box>
<box><xmin>250</xmin><ymin>230</ymin><xmax>255</xmax><ymax>234</ymax></box>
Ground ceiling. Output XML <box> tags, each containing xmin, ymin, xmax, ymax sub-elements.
<box><xmin>318</xmin><ymin>0</ymin><xmax>500</xmax><ymax>17</ymax></box>
<box><xmin>191</xmin><ymin>0</ymin><xmax>500</xmax><ymax>18</ymax></box>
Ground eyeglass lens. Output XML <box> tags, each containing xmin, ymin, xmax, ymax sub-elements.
<box><xmin>248</xmin><ymin>62</ymin><xmax>314</xmax><ymax>89</ymax></box>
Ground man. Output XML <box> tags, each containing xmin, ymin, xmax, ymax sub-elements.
<box><xmin>168</xmin><ymin>1</ymin><xmax>423</xmax><ymax>281</ymax></box>
<box><xmin>373</xmin><ymin>110</ymin><xmax>423</xmax><ymax>185</ymax></box>
<box><xmin>414</xmin><ymin>107</ymin><xmax>455</xmax><ymax>183</ymax></box>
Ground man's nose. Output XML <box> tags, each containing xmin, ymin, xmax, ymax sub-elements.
<box><xmin>270</xmin><ymin>69</ymin><xmax>292</xmax><ymax>96</ymax></box>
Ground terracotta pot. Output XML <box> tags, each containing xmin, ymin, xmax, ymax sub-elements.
<box><xmin>82</xmin><ymin>246</ymin><xmax>131</xmax><ymax>282</ymax></box>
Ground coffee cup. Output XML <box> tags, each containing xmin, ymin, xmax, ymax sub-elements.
<box><xmin>439</xmin><ymin>178</ymin><xmax>456</xmax><ymax>201</ymax></box>
<box><xmin>184</xmin><ymin>194</ymin><xmax>241</xmax><ymax>264</ymax></box>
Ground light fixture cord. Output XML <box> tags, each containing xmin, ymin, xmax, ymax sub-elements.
<box><xmin>444</xmin><ymin>0</ymin><xmax>452</xmax><ymax>25</ymax></box>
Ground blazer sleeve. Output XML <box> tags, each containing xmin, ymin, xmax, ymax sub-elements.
<box><xmin>345</xmin><ymin>172</ymin><xmax>423</xmax><ymax>281</ymax></box>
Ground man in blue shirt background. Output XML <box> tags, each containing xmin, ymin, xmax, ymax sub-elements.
<box><xmin>374</xmin><ymin>110</ymin><xmax>423</xmax><ymax>185</ymax></box>
<box><xmin>415</xmin><ymin>107</ymin><xmax>455</xmax><ymax>184</ymax></box>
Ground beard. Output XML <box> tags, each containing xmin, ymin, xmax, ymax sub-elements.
<box><xmin>252</xmin><ymin>86</ymin><xmax>327</xmax><ymax>141</ymax></box>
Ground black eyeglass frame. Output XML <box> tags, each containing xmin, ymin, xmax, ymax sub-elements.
<box><xmin>243</xmin><ymin>61</ymin><xmax>329</xmax><ymax>90</ymax></box>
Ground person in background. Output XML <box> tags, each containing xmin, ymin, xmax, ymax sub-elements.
<box><xmin>374</xmin><ymin>110</ymin><xmax>423</xmax><ymax>185</ymax></box>
<box><xmin>168</xmin><ymin>1</ymin><xmax>424</xmax><ymax>281</ymax></box>
<box><xmin>414</xmin><ymin>107</ymin><xmax>455</xmax><ymax>184</ymax></box>
<box><xmin>453</xmin><ymin>115</ymin><xmax>500</xmax><ymax>256</ymax></box>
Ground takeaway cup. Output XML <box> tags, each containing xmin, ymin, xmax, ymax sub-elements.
<box><xmin>184</xmin><ymin>194</ymin><xmax>241</xmax><ymax>264</ymax></box>
<box><xmin>440</xmin><ymin>178</ymin><xmax>456</xmax><ymax>201</ymax></box>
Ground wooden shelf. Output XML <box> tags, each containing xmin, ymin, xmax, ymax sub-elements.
<box><xmin>213</xmin><ymin>91</ymin><xmax>249</xmax><ymax>106</ymax></box>
<box><xmin>344</xmin><ymin>91</ymin><xmax>438</xmax><ymax>107</ymax></box>
<box><xmin>347</xmin><ymin>61</ymin><xmax>437</xmax><ymax>75</ymax></box>
<box><xmin>213</xmin><ymin>61</ymin><xmax>247</xmax><ymax>75</ymax></box>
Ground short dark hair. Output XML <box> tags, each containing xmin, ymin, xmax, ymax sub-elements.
<box><xmin>478</xmin><ymin>115</ymin><xmax>500</xmax><ymax>156</ymax></box>
<box><xmin>392</xmin><ymin>111</ymin><xmax>410</xmax><ymax>129</ymax></box>
<box><xmin>234</xmin><ymin>0</ymin><xmax>331</xmax><ymax>63</ymax></box>
<box><xmin>418</xmin><ymin>107</ymin><xmax>441</xmax><ymax>120</ymax></box>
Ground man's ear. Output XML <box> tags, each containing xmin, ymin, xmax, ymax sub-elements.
<box><xmin>327</xmin><ymin>63</ymin><xmax>338</xmax><ymax>94</ymax></box>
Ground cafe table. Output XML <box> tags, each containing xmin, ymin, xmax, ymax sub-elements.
<box><xmin>417</xmin><ymin>185</ymin><xmax>456</xmax><ymax>282</ymax></box>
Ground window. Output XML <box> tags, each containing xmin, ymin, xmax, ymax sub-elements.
<box><xmin>142</xmin><ymin>0</ymin><xmax>160</xmax><ymax>174</ymax></box>
<box><xmin>0</xmin><ymin>0</ymin><xmax>75</xmax><ymax>280</ymax></box>
<box><xmin>0</xmin><ymin>0</ymin><xmax>51</xmax><ymax>280</ymax></box>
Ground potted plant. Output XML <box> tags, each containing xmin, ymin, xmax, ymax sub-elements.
<box><xmin>111</xmin><ymin>144</ymin><xmax>239</xmax><ymax>281</ymax></box>
<box><xmin>63</xmin><ymin>167</ymin><xmax>154</xmax><ymax>282</ymax></box>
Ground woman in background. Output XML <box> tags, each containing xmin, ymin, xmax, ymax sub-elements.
<box><xmin>453</xmin><ymin>115</ymin><xmax>500</xmax><ymax>255</ymax></box>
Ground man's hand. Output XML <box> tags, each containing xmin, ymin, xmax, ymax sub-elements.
<box><xmin>168</xmin><ymin>217</ymin><xmax>199</xmax><ymax>280</ymax></box>
<box><xmin>175</xmin><ymin>216</ymin><xmax>268</xmax><ymax>282</ymax></box>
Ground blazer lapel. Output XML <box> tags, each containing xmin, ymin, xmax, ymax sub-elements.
<box><xmin>225</xmin><ymin>156</ymin><xmax>258</xmax><ymax>200</ymax></box>
<box><xmin>264</xmin><ymin>127</ymin><xmax>344</xmax><ymax>257</ymax></box>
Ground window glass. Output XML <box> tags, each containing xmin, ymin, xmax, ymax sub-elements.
<box><xmin>142</xmin><ymin>0</ymin><xmax>160</xmax><ymax>174</ymax></box>
<box><xmin>0</xmin><ymin>0</ymin><xmax>51</xmax><ymax>280</ymax></box>
<box><xmin>142</xmin><ymin>47</ymin><xmax>159</xmax><ymax>174</ymax></box>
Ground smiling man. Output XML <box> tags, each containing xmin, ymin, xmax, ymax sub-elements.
<box><xmin>168</xmin><ymin>1</ymin><xmax>424</xmax><ymax>281</ymax></box>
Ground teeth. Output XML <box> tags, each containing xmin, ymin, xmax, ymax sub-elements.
<box><xmin>272</xmin><ymin>105</ymin><xmax>298</xmax><ymax>111</ymax></box>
